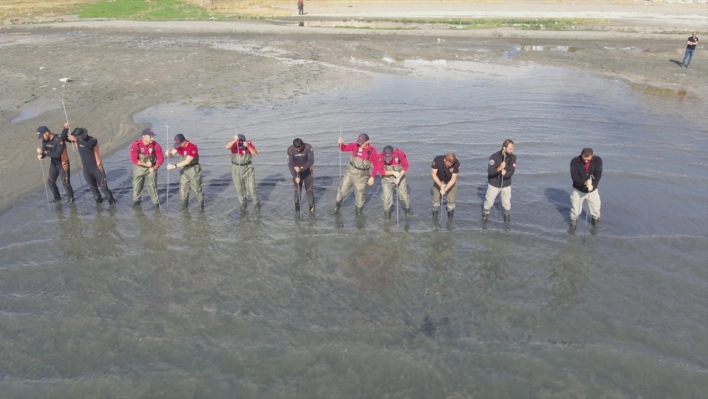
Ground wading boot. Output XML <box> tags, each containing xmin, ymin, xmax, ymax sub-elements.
<box><xmin>355</xmin><ymin>206</ymin><xmax>363</xmax><ymax>216</ymax></box>
<box><xmin>432</xmin><ymin>205</ymin><xmax>440</xmax><ymax>220</ymax></box>
<box><xmin>254</xmin><ymin>202</ymin><xmax>261</xmax><ymax>212</ymax></box>
<box><xmin>199</xmin><ymin>201</ymin><xmax>205</xmax><ymax>212</ymax></box>
<box><xmin>333</xmin><ymin>201</ymin><xmax>341</xmax><ymax>214</ymax></box>
<box><xmin>384</xmin><ymin>209</ymin><xmax>391</xmax><ymax>220</ymax></box>
<box><xmin>482</xmin><ymin>209</ymin><xmax>490</xmax><ymax>221</ymax></box>
<box><xmin>504</xmin><ymin>210</ymin><xmax>510</xmax><ymax>223</ymax></box>
<box><xmin>591</xmin><ymin>216</ymin><xmax>599</xmax><ymax>235</ymax></box>
<box><xmin>405</xmin><ymin>208</ymin><xmax>411</xmax><ymax>217</ymax></box>
<box><xmin>569</xmin><ymin>219</ymin><xmax>577</xmax><ymax>234</ymax></box>
<box><xmin>181</xmin><ymin>200</ymin><xmax>189</xmax><ymax>209</ymax></box>
<box><xmin>295</xmin><ymin>203</ymin><xmax>301</xmax><ymax>214</ymax></box>
<box><xmin>447</xmin><ymin>208</ymin><xmax>454</xmax><ymax>220</ymax></box>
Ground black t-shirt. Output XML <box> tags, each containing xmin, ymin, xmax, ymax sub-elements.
<box><xmin>431</xmin><ymin>155</ymin><xmax>460</xmax><ymax>183</ymax></box>
<box><xmin>687</xmin><ymin>36</ymin><xmax>698</xmax><ymax>50</ymax></box>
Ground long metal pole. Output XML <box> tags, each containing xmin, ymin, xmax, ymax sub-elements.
<box><xmin>39</xmin><ymin>159</ymin><xmax>51</xmax><ymax>211</ymax></box>
<box><xmin>165</xmin><ymin>125</ymin><xmax>170</xmax><ymax>217</ymax></box>
<box><xmin>62</xmin><ymin>98</ymin><xmax>89</xmax><ymax>210</ymax></box>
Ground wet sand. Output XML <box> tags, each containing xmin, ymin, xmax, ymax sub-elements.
<box><xmin>1</xmin><ymin>1</ymin><xmax>706</xmax><ymax>214</ymax></box>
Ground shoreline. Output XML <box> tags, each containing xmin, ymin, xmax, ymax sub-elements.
<box><xmin>1</xmin><ymin>3</ymin><xmax>706</xmax><ymax>214</ymax></box>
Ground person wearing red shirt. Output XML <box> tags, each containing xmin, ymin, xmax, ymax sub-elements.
<box><xmin>377</xmin><ymin>145</ymin><xmax>410</xmax><ymax>219</ymax></box>
<box><xmin>130</xmin><ymin>128</ymin><xmax>164</xmax><ymax>207</ymax></box>
<box><xmin>225</xmin><ymin>133</ymin><xmax>260</xmax><ymax>210</ymax></box>
<box><xmin>333</xmin><ymin>133</ymin><xmax>378</xmax><ymax>215</ymax></box>
<box><xmin>166</xmin><ymin>134</ymin><xmax>204</xmax><ymax>210</ymax></box>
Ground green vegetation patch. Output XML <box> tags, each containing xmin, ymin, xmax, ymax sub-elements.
<box><xmin>79</xmin><ymin>0</ymin><xmax>210</xmax><ymax>20</ymax></box>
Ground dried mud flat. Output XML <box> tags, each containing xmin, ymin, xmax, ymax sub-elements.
<box><xmin>1</xmin><ymin>2</ymin><xmax>706</xmax><ymax>213</ymax></box>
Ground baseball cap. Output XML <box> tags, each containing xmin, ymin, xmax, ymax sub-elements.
<box><xmin>356</xmin><ymin>133</ymin><xmax>370</xmax><ymax>144</ymax></box>
<box><xmin>237</xmin><ymin>134</ymin><xmax>246</xmax><ymax>141</ymax></box>
<box><xmin>141</xmin><ymin>128</ymin><xmax>155</xmax><ymax>137</ymax></box>
<box><xmin>382</xmin><ymin>145</ymin><xmax>394</xmax><ymax>162</ymax></box>
<box><xmin>37</xmin><ymin>126</ymin><xmax>49</xmax><ymax>139</ymax></box>
<box><xmin>174</xmin><ymin>134</ymin><xmax>186</xmax><ymax>148</ymax></box>
<box><xmin>71</xmin><ymin>128</ymin><xmax>88</xmax><ymax>139</ymax></box>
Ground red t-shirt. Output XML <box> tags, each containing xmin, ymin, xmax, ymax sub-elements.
<box><xmin>177</xmin><ymin>141</ymin><xmax>198</xmax><ymax>158</ymax></box>
<box><xmin>230</xmin><ymin>141</ymin><xmax>256</xmax><ymax>155</ymax></box>
<box><xmin>377</xmin><ymin>148</ymin><xmax>409</xmax><ymax>176</ymax></box>
<box><xmin>130</xmin><ymin>139</ymin><xmax>164</xmax><ymax>167</ymax></box>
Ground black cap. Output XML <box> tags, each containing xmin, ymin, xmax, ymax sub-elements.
<box><xmin>237</xmin><ymin>134</ymin><xmax>246</xmax><ymax>142</ymax></box>
<box><xmin>71</xmin><ymin>128</ymin><xmax>88</xmax><ymax>139</ymax></box>
<box><xmin>37</xmin><ymin>126</ymin><xmax>49</xmax><ymax>139</ymax></box>
<box><xmin>174</xmin><ymin>134</ymin><xmax>186</xmax><ymax>148</ymax></box>
<box><xmin>382</xmin><ymin>145</ymin><xmax>394</xmax><ymax>162</ymax></box>
<box><xmin>141</xmin><ymin>128</ymin><xmax>155</xmax><ymax>137</ymax></box>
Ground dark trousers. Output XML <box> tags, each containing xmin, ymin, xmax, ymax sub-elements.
<box><xmin>298</xmin><ymin>3</ymin><xmax>303</xmax><ymax>14</ymax></box>
<box><xmin>293</xmin><ymin>171</ymin><xmax>314</xmax><ymax>208</ymax></box>
<box><xmin>84</xmin><ymin>165</ymin><xmax>114</xmax><ymax>203</ymax></box>
<box><xmin>48</xmin><ymin>161</ymin><xmax>74</xmax><ymax>201</ymax></box>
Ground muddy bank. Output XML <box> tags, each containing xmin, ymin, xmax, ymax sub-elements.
<box><xmin>1</xmin><ymin>14</ymin><xmax>705</xmax><ymax>213</ymax></box>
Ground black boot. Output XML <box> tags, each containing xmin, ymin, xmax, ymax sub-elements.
<box><xmin>592</xmin><ymin>216</ymin><xmax>599</xmax><ymax>227</ymax></box>
<box><xmin>482</xmin><ymin>209</ymin><xmax>489</xmax><ymax>220</ymax></box>
<box><xmin>355</xmin><ymin>206</ymin><xmax>363</xmax><ymax>216</ymax></box>
<box><xmin>432</xmin><ymin>205</ymin><xmax>440</xmax><ymax>220</ymax></box>
<box><xmin>447</xmin><ymin>209</ymin><xmax>454</xmax><ymax>220</ymax></box>
<box><xmin>333</xmin><ymin>201</ymin><xmax>341</xmax><ymax>214</ymax></box>
<box><xmin>295</xmin><ymin>203</ymin><xmax>301</xmax><ymax>213</ymax></box>
<box><xmin>405</xmin><ymin>207</ymin><xmax>411</xmax><ymax>217</ymax></box>
<box><xmin>384</xmin><ymin>209</ymin><xmax>391</xmax><ymax>220</ymax></box>
<box><xmin>254</xmin><ymin>202</ymin><xmax>261</xmax><ymax>211</ymax></box>
<box><xmin>504</xmin><ymin>210</ymin><xmax>510</xmax><ymax>223</ymax></box>
<box><xmin>569</xmin><ymin>219</ymin><xmax>577</xmax><ymax>234</ymax></box>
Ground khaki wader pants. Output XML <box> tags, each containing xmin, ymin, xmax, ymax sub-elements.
<box><xmin>483</xmin><ymin>184</ymin><xmax>511</xmax><ymax>212</ymax></box>
<box><xmin>231</xmin><ymin>163</ymin><xmax>259</xmax><ymax>206</ymax></box>
<box><xmin>570</xmin><ymin>188</ymin><xmax>601</xmax><ymax>221</ymax></box>
<box><xmin>180</xmin><ymin>164</ymin><xmax>204</xmax><ymax>208</ymax></box>
<box><xmin>336</xmin><ymin>158</ymin><xmax>371</xmax><ymax>208</ymax></box>
<box><xmin>381</xmin><ymin>165</ymin><xmax>410</xmax><ymax>211</ymax></box>
<box><xmin>433</xmin><ymin>183</ymin><xmax>457</xmax><ymax>211</ymax></box>
<box><xmin>133</xmin><ymin>164</ymin><xmax>160</xmax><ymax>205</ymax></box>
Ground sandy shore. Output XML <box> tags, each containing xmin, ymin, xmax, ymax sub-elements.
<box><xmin>1</xmin><ymin>2</ymin><xmax>706</xmax><ymax>214</ymax></box>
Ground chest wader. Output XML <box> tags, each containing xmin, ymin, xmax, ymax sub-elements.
<box><xmin>179</xmin><ymin>153</ymin><xmax>203</xmax><ymax>209</ymax></box>
<box><xmin>231</xmin><ymin>152</ymin><xmax>259</xmax><ymax>209</ymax></box>
<box><xmin>47</xmin><ymin>157</ymin><xmax>74</xmax><ymax>203</ymax></box>
<box><xmin>133</xmin><ymin>152</ymin><xmax>160</xmax><ymax>206</ymax></box>
<box><xmin>382</xmin><ymin>163</ymin><xmax>411</xmax><ymax>218</ymax></box>
<box><xmin>335</xmin><ymin>155</ymin><xmax>371</xmax><ymax>214</ymax></box>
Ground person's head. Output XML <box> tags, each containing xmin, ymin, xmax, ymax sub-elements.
<box><xmin>382</xmin><ymin>145</ymin><xmax>394</xmax><ymax>163</ymax></box>
<box><xmin>37</xmin><ymin>126</ymin><xmax>51</xmax><ymax>141</ymax></box>
<box><xmin>236</xmin><ymin>133</ymin><xmax>247</xmax><ymax>149</ymax></box>
<box><xmin>580</xmin><ymin>147</ymin><xmax>594</xmax><ymax>164</ymax></box>
<box><xmin>141</xmin><ymin>128</ymin><xmax>155</xmax><ymax>144</ymax></box>
<box><xmin>174</xmin><ymin>133</ymin><xmax>187</xmax><ymax>149</ymax></box>
<box><xmin>502</xmin><ymin>139</ymin><xmax>515</xmax><ymax>155</ymax></box>
<box><xmin>71</xmin><ymin>128</ymin><xmax>89</xmax><ymax>141</ymax></box>
<box><xmin>293</xmin><ymin>138</ymin><xmax>304</xmax><ymax>152</ymax></box>
<box><xmin>444</xmin><ymin>152</ymin><xmax>456</xmax><ymax>168</ymax></box>
<box><xmin>356</xmin><ymin>133</ymin><xmax>370</xmax><ymax>148</ymax></box>
<box><xmin>692</xmin><ymin>32</ymin><xmax>697</xmax><ymax>37</ymax></box>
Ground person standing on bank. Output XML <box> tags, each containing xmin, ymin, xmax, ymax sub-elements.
<box><xmin>225</xmin><ymin>133</ymin><xmax>260</xmax><ymax>210</ymax></box>
<box><xmin>682</xmin><ymin>32</ymin><xmax>699</xmax><ymax>68</ymax></box>
<box><xmin>68</xmin><ymin>128</ymin><xmax>116</xmax><ymax>205</ymax></box>
<box><xmin>378</xmin><ymin>145</ymin><xmax>411</xmax><ymax>219</ymax></box>
<box><xmin>569</xmin><ymin>148</ymin><xmax>602</xmax><ymax>231</ymax></box>
<box><xmin>130</xmin><ymin>128</ymin><xmax>164</xmax><ymax>207</ymax></box>
<box><xmin>36</xmin><ymin>123</ymin><xmax>74</xmax><ymax>204</ymax></box>
<box><xmin>167</xmin><ymin>134</ymin><xmax>204</xmax><ymax>210</ymax></box>
<box><xmin>333</xmin><ymin>133</ymin><xmax>378</xmax><ymax>215</ymax></box>
<box><xmin>287</xmin><ymin>138</ymin><xmax>315</xmax><ymax>213</ymax></box>
<box><xmin>431</xmin><ymin>152</ymin><xmax>460</xmax><ymax>220</ymax></box>
<box><xmin>297</xmin><ymin>0</ymin><xmax>304</xmax><ymax>15</ymax></box>
<box><xmin>483</xmin><ymin>139</ymin><xmax>516</xmax><ymax>223</ymax></box>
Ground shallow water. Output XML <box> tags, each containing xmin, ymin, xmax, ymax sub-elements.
<box><xmin>1</xmin><ymin>65</ymin><xmax>707</xmax><ymax>397</ymax></box>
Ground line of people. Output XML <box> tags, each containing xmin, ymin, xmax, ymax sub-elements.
<box><xmin>36</xmin><ymin>125</ymin><xmax>603</xmax><ymax>231</ymax></box>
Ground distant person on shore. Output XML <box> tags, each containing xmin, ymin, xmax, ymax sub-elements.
<box><xmin>68</xmin><ymin>128</ymin><xmax>116</xmax><ymax>205</ymax></box>
<box><xmin>569</xmin><ymin>148</ymin><xmax>602</xmax><ymax>232</ymax></box>
<box><xmin>167</xmin><ymin>134</ymin><xmax>204</xmax><ymax>210</ymax></box>
<box><xmin>130</xmin><ymin>128</ymin><xmax>164</xmax><ymax>207</ymax></box>
<box><xmin>36</xmin><ymin>123</ymin><xmax>74</xmax><ymax>204</ymax></box>
<box><xmin>431</xmin><ymin>152</ymin><xmax>459</xmax><ymax>220</ymax></box>
<box><xmin>682</xmin><ymin>32</ymin><xmax>699</xmax><ymax>68</ymax></box>
<box><xmin>226</xmin><ymin>133</ymin><xmax>260</xmax><ymax>211</ymax></box>
<box><xmin>287</xmin><ymin>138</ymin><xmax>315</xmax><ymax>214</ymax></box>
<box><xmin>298</xmin><ymin>0</ymin><xmax>304</xmax><ymax>15</ymax></box>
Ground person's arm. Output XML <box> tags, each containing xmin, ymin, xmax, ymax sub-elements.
<box><xmin>488</xmin><ymin>154</ymin><xmax>501</xmax><ymax>177</ymax></box>
<box><xmin>301</xmin><ymin>145</ymin><xmax>314</xmax><ymax>171</ymax></box>
<box><xmin>368</xmin><ymin>148</ymin><xmax>379</xmax><ymax>179</ymax></box>
<box><xmin>225</xmin><ymin>138</ymin><xmax>237</xmax><ymax>149</ymax></box>
<box><xmin>570</xmin><ymin>158</ymin><xmax>586</xmax><ymax>187</ymax></box>
<box><xmin>505</xmin><ymin>154</ymin><xmax>516</xmax><ymax>179</ymax></box>
<box><xmin>688</xmin><ymin>37</ymin><xmax>698</xmax><ymax>45</ymax></box>
<box><xmin>431</xmin><ymin>165</ymin><xmax>442</xmax><ymax>187</ymax></box>
<box><xmin>172</xmin><ymin>155</ymin><xmax>195</xmax><ymax>169</ymax></box>
<box><xmin>591</xmin><ymin>157</ymin><xmax>602</xmax><ymax>188</ymax></box>
<box><xmin>247</xmin><ymin>141</ymin><xmax>258</xmax><ymax>157</ymax></box>
<box><xmin>46</xmin><ymin>141</ymin><xmax>63</xmax><ymax>160</ymax></box>
<box><xmin>93</xmin><ymin>144</ymin><xmax>103</xmax><ymax>166</ymax></box>
<box><xmin>83</xmin><ymin>137</ymin><xmax>97</xmax><ymax>150</ymax></box>
<box><xmin>60</xmin><ymin>126</ymin><xmax>69</xmax><ymax>142</ymax></box>
<box><xmin>154</xmin><ymin>143</ymin><xmax>164</xmax><ymax>169</ymax></box>
<box><xmin>287</xmin><ymin>147</ymin><xmax>297</xmax><ymax>178</ymax></box>
<box><xmin>130</xmin><ymin>142</ymin><xmax>141</xmax><ymax>166</ymax></box>
<box><xmin>447</xmin><ymin>173</ymin><xmax>458</xmax><ymax>190</ymax></box>
<box><xmin>400</xmin><ymin>150</ymin><xmax>409</xmax><ymax>174</ymax></box>
<box><xmin>340</xmin><ymin>142</ymin><xmax>356</xmax><ymax>153</ymax></box>
<box><xmin>37</xmin><ymin>141</ymin><xmax>48</xmax><ymax>160</ymax></box>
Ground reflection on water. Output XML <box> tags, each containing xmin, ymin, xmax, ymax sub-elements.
<box><xmin>0</xmin><ymin>69</ymin><xmax>707</xmax><ymax>397</ymax></box>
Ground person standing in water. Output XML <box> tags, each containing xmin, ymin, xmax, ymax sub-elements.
<box><xmin>68</xmin><ymin>127</ymin><xmax>115</xmax><ymax>205</ymax></box>
<box><xmin>36</xmin><ymin>123</ymin><xmax>74</xmax><ymax>204</ymax></box>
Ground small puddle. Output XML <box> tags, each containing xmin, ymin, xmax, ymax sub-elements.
<box><xmin>10</xmin><ymin>104</ymin><xmax>59</xmax><ymax>124</ymax></box>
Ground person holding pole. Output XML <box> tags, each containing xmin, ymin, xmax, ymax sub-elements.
<box><xmin>333</xmin><ymin>133</ymin><xmax>378</xmax><ymax>215</ymax></box>
<box><xmin>431</xmin><ymin>152</ymin><xmax>459</xmax><ymax>220</ymax></box>
<box><xmin>482</xmin><ymin>139</ymin><xmax>516</xmax><ymax>223</ymax></box>
<box><xmin>569</xmin><ymin>148</ymin><xmax>602</xmax><ymax>231</ymax></box>
<box><xmin>225</xmin><ymin>133</ymin><xmax>260</xmax><ymax>210</ymax></box>
<box><xmin>130</xmin><ymin>128</ymin><xmax>164</xmax><ymax>207</ymax></box>
<box><xmin>36</xmin><ymin>123</ymin><xmax>74</xmax><ymax>204</ymax></box>
<box><xmin>377</xmin><ymin>145</ymin><xmax>411</xmax><ymax>220</ymax></box>
<box><xmin>167</xmin><ymin>134</ymin><xmax>204</xmax><ymax>210</ymax></box>
<box><xmin>287</xmin><ymin>138</ymin><xmax>315</xmax><ymax>214</ymax></box>
<box><xmin>67</xmin><ymin>128</ymin><xmax>116</xmax><ymax>205</ymax></box>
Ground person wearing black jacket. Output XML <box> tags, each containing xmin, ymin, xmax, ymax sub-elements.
<box><xmin>68</xmin><ymin>128</ymin><xmax>116</xmax><ymax>205</ymax></box>
<box><xmin>569</xmin><ymin>148</ymin><xmax>602</xmax><ymax>230</ymax></box>
<box><xmin>36</xmin><ymin>123</ymin><xmax>74</xmax><ymax>203</ymax></box>
<box><xmin>483</xmin><ymin>140</ymin><xmax>516</xmax><ymax>223</ymax></box>
<box><xmin>287</xmin><ymin>138</ymin><xmax>315</xmax><ymax>213</ymax></box>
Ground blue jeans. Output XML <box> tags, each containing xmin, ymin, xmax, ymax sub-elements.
<box><xmin>683</xmin><ymin>48</ymin><xmax>695</xmax><ymax>66</ymax></box>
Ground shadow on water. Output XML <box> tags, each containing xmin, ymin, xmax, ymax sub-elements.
<box><xmin>258</xmin><ymin>173</ymin><xmax>287</xmax><ymax>204</ymax></box>
<box><xmin>203</xmin><ymin>171</ymin><xmax>233</xmax><ymax>204</ymax></box>
<box><xmin>545</xmin><ymin>187</ymin><xmax>571</xmax><ymax>222</ymax></box>
<box><xmin>546</xmin><ymin>242</ymin><xmax>591</xmax><ymax>311</ymax></box>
